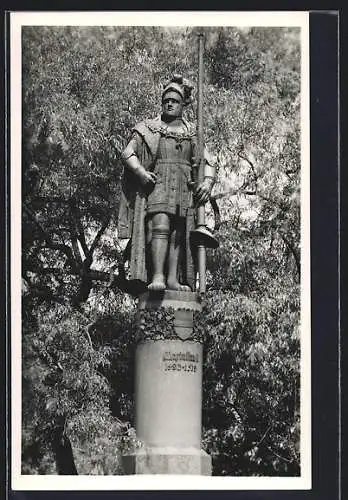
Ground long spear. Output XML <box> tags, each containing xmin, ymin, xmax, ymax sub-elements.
<box><xmin>192</xmin><ymin>32</ymin><xmax>219</xmax><ymax>296</ymax></box>
<box><xmin>196</xmin><ymin>32</ymin><xmax>207</xmax><ymax>295</ymax></box>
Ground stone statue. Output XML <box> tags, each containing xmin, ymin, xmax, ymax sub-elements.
<box><xmin>117</xmin><ymin>74</ymin><xmax>217</xmax><ymax>294</ymax></box>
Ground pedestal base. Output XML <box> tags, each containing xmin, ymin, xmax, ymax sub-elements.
<box><xmin>122</xmin><ymin>290</ymin><xmax>212</xmax><ymax>475</ymax></box>
<box><xmin>122</xmin><ymin>447</ymin><xmax>212</xmax><ymax>475</ymax></box>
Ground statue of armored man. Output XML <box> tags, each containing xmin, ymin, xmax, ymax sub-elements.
<box><xmin>117</xmin><ymin>74</ymin><xmax>217</xmax><ymax>294</ymax></box>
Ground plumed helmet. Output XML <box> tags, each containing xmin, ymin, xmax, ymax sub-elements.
<box><xmin>162</xmin><ymin>74</ymin><xmax>194</xmax><ymax>106</ymax></box>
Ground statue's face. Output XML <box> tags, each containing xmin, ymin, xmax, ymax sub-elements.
<box><xmin>162</xmin><ymin>91</ymin><xmax>184</xmax><ymax>119</ymax></box>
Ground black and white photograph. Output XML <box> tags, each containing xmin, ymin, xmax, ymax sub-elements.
<box><xmin>10</xmin><ymin>11</ymin><xmax>312</xmax><ymax>490</ymax></box>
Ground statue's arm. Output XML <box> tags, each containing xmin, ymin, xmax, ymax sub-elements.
<box><xmin>193</xmin><ymin>141</ymin><xmax>217</xmax><ymax>205</ymax></box>
<box><xmin>121</xmin><ymin>134</ymin><xmax>157</xmax><ymax>187</ymax></box>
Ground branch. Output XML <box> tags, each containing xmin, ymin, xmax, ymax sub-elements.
<box><xmin>85</xmin><ymin>328</ymin><xmax>93</xmax><ymax>348</ymax></box>
<box><xmin>24</xmin><ymin>265</ymin><xmax>66</xmax><ymax>275</ymax></box>
<box><xmin>25</xmin><ymin>263</ymin><xmax>109</xmax><ymax>282</ymax></box>
<box><xmin>89</xmin><ymin>215</ymin><xmax>111</xmax><ymax>256</ymax></box>
<box><xmin>211</xmin><ymin>188</ymin><xmax>240</xmax><ymax>201</ymax></box>
<box><xmin>69</xmin><ymin>199</ymin><xmax>89</xmax><ymax>259</ymax></box>
<box><xmin>69</xmin><ymin>216</ymin><xmax>83</xmax><ymax>265</ymax></box>
<box><xmin>210</xmin><ymin>197</ymin><xmax>221</xmax><ymax>231</ymax></box>
<box><xmin>211</xmin><ymin>166</ymin><xmax>258</xmax><ymax>202</ymax></box>
<box><xmin>23</xmin><ymin>283</ymin><xmax>67</xmax><ymax>305</ymax></box>
<box><xmin>279</xmin><ymin>231</ymin><xmax>301</xmax><ymax>280</ymax></box>
<box><xmin>256</xmin><ymin>425</ymin><xmax>272</xmax><ymax>447</ymax></box>
<box><xmin>237</xmin><ymin>151</ymin><xmax>258</xmax><ymax>183</ymax></box>
<box><xmin>23</xmin><ymin>203</ymin><xmax>49</xmax><ymax>237</ymax></box>
<box><xmin>211</xmin><ymin>182</ymin><xmax>257</xmax><ymax>201</ymax></box>
<box><xmin>23</xmin><ymin>203</ymin><xmax>77</xmax><ymax>266</ymax></box>
<box><xmin>266</xmin><ymin>446</ymin><xmax>293</xmax><ymax>464</ymax></box>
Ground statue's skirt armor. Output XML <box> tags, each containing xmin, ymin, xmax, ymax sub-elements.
<box><xmin>147</xmin><ymin>135</ymin><xmax>193</xmax><ymax>217</ymax></box>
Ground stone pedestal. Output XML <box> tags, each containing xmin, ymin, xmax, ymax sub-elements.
<box><xmin>122</xmin><ymin>290</ymin><xmax>212</xmax><ymax>475</ymax></box>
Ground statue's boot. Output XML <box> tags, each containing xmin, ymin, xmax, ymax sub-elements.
<box><xmin>167</xmin><ymin>225</ymin><xmax>191</xmax><ymax>292</ymax></box>
<box><xmin>148</xmin><ymin>225</ymin><xmax>168</xmax><ymax>292</ymax></box>
<box><xmin>166</xmin><ymin>278</ymin><xmax>191</xmax><ymax>292</ymax></box>
<box><xmin>148</xmin><ymin>275</ymin><xmax>166</xmax><ymax>291</ymax></box>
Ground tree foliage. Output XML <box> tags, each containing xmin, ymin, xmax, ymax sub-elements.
<box><xmin>21</xmin><ymin>26</ymin><xmax>301</xmax><ymax>475</ymax></box>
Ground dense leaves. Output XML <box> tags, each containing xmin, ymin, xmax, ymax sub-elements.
<box><xmin>21</xmin><ymin>26</ymin><xmax>301</xmax><ymax>475</ymax></box>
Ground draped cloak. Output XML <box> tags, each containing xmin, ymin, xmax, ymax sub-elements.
<box><xmin>117</xmin><ymin>116</ymin><xmax>197</xmax><ymax>292</ymax></box>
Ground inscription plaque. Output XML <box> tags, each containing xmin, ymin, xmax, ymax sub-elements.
<box><xmin>162</xmin><ymin>350</ymin><xmax>199</xmax><ymax>372</ymax></box>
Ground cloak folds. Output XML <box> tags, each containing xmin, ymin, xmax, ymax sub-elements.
<box><xmin>117</xmin><ymin>117</ymin><xmax>196</xmax><ymax>293</ymax></box>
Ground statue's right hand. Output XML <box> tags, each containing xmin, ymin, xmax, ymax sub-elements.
<box><xmin>138</xmin><ymin>168</ymin><xmax>157</xmax><ymax>186</ymax></box>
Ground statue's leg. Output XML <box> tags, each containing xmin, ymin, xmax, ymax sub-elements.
<box><xmin>148</xmin><ymin>212</ymin><xmax>170</xmax><ymax>291</ymax></box>
<box><xmin>167</xmin><ymin>217</ymin><xmax>191</xmax><ymax>292</ymax></box>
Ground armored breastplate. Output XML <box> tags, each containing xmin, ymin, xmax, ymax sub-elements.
<box><xmin>157</xmin><ymin>134</ymin><xmax>192</xmax><ymax>162</ymax></box>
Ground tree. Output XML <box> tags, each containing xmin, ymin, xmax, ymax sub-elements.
<box><xmin>21</xmin><ymin>25</ymin><xmax>301</xmax><ymax>475</ymax></box>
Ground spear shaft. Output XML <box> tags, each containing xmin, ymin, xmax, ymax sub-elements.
<box><xmin>196</xmin><ymin>32</ymin><xmax>206</xmax><ymax>295</ymax></box>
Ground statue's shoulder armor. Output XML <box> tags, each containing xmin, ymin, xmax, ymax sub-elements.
<box><xmin>133</xmin><ymin>120</ymin><xmax>153</xmax><ymax>136</ymax></box>
<box><xmin>131</xmin><ymin>117</ymin><xmax>160</xmax><ymax>138</ymax></box>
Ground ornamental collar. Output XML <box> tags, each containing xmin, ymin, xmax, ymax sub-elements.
<box><xmin>145</xmin><ymin>116</ymin><xmax>196</xmax><ymax>140</ymax></box>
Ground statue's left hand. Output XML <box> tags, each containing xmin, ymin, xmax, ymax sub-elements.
<box><xmin>195</xmin><ymin>177</ymin><xmax>214</xmax><ymax>205</ymax></box>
